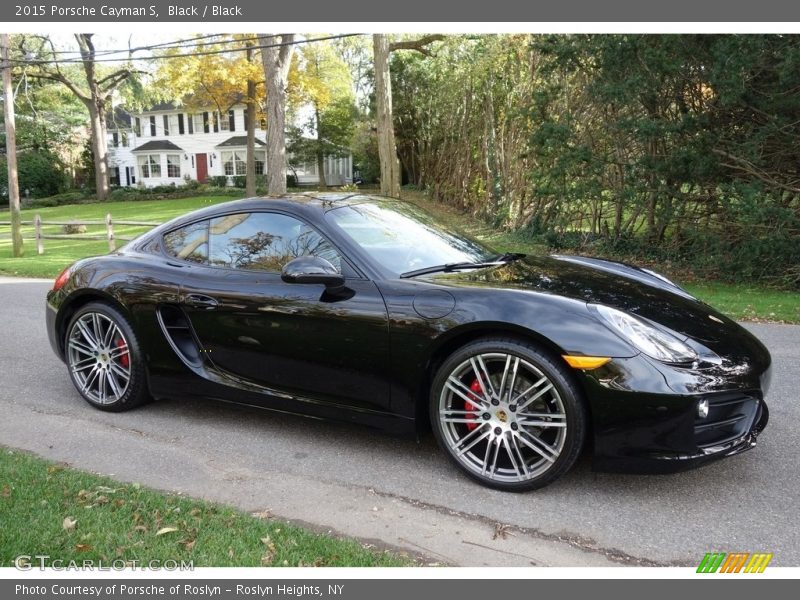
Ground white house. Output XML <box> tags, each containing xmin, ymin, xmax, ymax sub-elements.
<box><xmin>106</xmin><ymin>102</ymin><xmax>353</xmax><ymax>188</ymax></box>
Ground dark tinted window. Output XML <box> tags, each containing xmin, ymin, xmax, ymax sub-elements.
<box><xmin>207</xmin><ymin>212</ymin><xmax>341</xmax><ymax>272</ymax></box>
<box><xmin>163</xmin><ymin>220</ymin><xmax>209</xmax><ymax>264</ymax></box>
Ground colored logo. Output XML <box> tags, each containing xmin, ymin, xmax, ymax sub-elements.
<box><xmin>697</xmin><ymin>552</ymin><xmax>773</xmax><ymax>573</ymax></box>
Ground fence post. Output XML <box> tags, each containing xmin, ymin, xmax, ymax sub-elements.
<box><xmin>106</xmin><ymin>213</ymin><xmax>115</xmax><ymax>252</ymax></box>
<box><xmin>34</xmin><ymin>213</ymin><xmax>43</xmax><ymax>255</ymax></box>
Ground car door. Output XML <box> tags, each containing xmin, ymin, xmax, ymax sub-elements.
<box><xmin>163</xmin><ymin>211</ymin><xmax>392</xmax><ymax>413</ymax></box>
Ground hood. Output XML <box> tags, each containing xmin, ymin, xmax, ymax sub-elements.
<box><xmin>432</xmin><ymin>254</ymin><xmax>767</xmax><ymax>356</ymax></box>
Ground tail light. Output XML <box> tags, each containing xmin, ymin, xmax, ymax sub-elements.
<box><xmin>52</xmin><ymin>265</ymin><xmax>72</xmax><ymax>292</ymax></box>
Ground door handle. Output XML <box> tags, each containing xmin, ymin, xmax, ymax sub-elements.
<box><xmin>183</xmin><ymin>293</ymin><xmax>219</xmax><ymax>309</ymax></box>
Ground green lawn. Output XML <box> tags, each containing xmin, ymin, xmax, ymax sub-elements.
<box><xmin>0</xmin><ymin>448</ymin><xmax>411</xmax><ymax>567</ymax></box>
<box><xmin>0</xmin><ymin>196</ymin><xmax>237</xmax><ymax>278</ymax></box>
<box><xmin>1</xmin><ymin>190</ymin><xmax>798</xmax><ymax>322</ymax></box>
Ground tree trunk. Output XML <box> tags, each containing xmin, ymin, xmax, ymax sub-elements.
<box><xmin>245</xmin><ymin>43</ymin><xmax>257</xmax><ymax>197</ymax></box>
<box><xmin>373</xmin><ymin>34</ymin><xmax>401</xmax><ymax>198</ymax></box>
<box><xmin>259</xmin><ymin>34</ymin><xmax>295</xmax><ymax>196</ymax></box>
<box><xmin>316</xmin><ymin>153</ymin><xmax>327</xmax><ymax>190</ymax></box>
<box><xmin>87</xmin><ymin>103</ymin><xmax>110</xmax><ymax>201</ymax></box>
<box><xmin>1</xmin><ymin>33</ymin><xmax>23</xmax><ymax>256</ymax></box>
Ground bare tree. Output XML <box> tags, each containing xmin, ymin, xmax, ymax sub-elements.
<box><xmin>259</xmin><ymin>34</ymin><xmax>295</xmax><ymax>196</ymax></box>
<box><xmin>25</xmin><ymin>34</ymin><xmax>138</xmax><ymax>201</ymax></box>
<box><xmin>373</xmin><ymin>34</ymin><xmax>443</xmax><ymax>198</ymax></box>
<box><xmin>245</xmin><ymin>41</ymin><xmax>258</xmax><ymax>197</ymax></box>
<box><xmin>1</xmin><ymin>34</ymin><xmax>23</xmax><ymax>256</ymax></box>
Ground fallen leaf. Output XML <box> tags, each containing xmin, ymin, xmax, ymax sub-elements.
<box><xmin>47</xmin><ymin>465</ymin><xmax>64</xmax><ymax>474</ymax></box>
<box><xmin>133</xmin><ymin>525</ymin><xmax>148</xmax><ymax>533</ymax></box>
<box><xmin>63</xmin><ymin>517</ymin><xmax>77</xmax><ymax>532</ymax></box>
<box><xmin>113</xmin><ymin>499</ymin><xmax>126</xmax><ymax>508</ymax></box>
<box><xmin>94</xmin><ymin>496</ymin><xmax>110</xmax><ymax>505</ymax></box>
<box><xmin>251</xmin><ymin>509</ymin><xmax>272</xmax><ymax>520</ymax></box>
<box><xmin>1</xmin><ymin>485</ymin><xmax>10</xmax><ymax>498</ymax></box>
<box><xmin>492</xmin><ymin>523</ymin><xmax>514</xmax><ymax>540</ymax></box>
<box><xmin>190</xmin><ymin>508</ymin><xmax>202</xmax><ymax>517</ymax></box>
<box><xmin>156</xmin><ymin>527</ymin><xmax>178</xmax><ymax>536</ymax></box>
<box><xmin>228</xmin><ymin>548</ymin><xmax>234</xmax><ymax>559</ymax></box>
<box><xmin>75</xmin><ymin>544</ymin><xmax>92</xmax><ymax>552</ymax></box>
<box><xmin>179</xmin><ymin>539</ymin><xmax>196</xmax><ymax>552</ymax></box>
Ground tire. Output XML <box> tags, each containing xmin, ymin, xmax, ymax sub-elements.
<box><xmin>430</xmin><ymin>337</ymin><xmax>586</xmax><ymax>492</ymax></box>
<box><xmin>64</xmin><ymin>301</ymin><xmax>150</xmax><ymax>412</ymax></box>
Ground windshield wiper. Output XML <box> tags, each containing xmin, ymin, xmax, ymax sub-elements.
<box><xmin>400</xmin><ymin>253</ymin><xmax>525</xmax><ymax>279</ymax></box>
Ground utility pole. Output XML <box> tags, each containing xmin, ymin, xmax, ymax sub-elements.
<box><xmin>1</xmin><ymin>33</ymin><xmax>23</xmax><ymax>257</ymax></box>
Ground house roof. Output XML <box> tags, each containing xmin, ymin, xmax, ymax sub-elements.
<box><xmin>106</xmin><ymin>106</ymin><xmax>132</xmax><ymax>130</ymax></box>
<box><xmin>216</xmin><ymin>136</ymin><xmax>266</xmax><ymax>148</ymax></box>
<box><xmin>131</xmin><ymin>140</ymin><xmax>184</xmax><ymax>153</ymax></box>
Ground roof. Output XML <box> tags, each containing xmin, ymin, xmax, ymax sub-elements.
<box><xmin>140</xmin><ymin>93</ymin><xmax>247</xmax><ymax>114</ymax></box>
<box><xmin>106</xmin><ymin>106</ymin><xmax>132</xmax><ymax>130</ymax></box>
<box><xmin>216</xmin><ymin>136</ymin><xmax>266</xmax><ymax>148</ymax></box>
<box><xmin>131</xmin><ymin>140</ymin><xmax>184</xmax><ymax>152</ymax></box>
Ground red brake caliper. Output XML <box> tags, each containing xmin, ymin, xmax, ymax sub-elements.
<box><xmin>116</xmin><ymin>338</ymin><xmax>130</xmax><ymax>368</ymax></box>
<box><xmin>465</xmin><ymin>379</ymin><xmax>483</xmax><ymax>430</ymax></box>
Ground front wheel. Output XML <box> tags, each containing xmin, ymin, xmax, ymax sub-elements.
<box><xmin>430</xmin><ymin>338</ymin><xmax>586</xmax><ymax>491</ymax></box>
<box><xmin>65</xmin><ymin>302</ymin><xmax>150</xmax><ymax>412</ymax></box>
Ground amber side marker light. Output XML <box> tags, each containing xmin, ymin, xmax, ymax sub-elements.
<box><xmin>562</xmin><ymin>355</ymin><xmax>611</xmax><ymax>370</ymax></box>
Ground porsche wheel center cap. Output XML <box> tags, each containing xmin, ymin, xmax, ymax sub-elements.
<box><xmin>495</xmin><ymin>409</ymin><xmax>508</xmax><ymax>423</ymax></box>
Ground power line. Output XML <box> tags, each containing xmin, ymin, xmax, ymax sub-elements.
<box><xmin>23</xmin><ymin>33</ymin><xmax>251</xmax><ymax>57</ymax></box>
<box><xmin>6</xmin><ymin>34</ymin><xmax>365</xmax><ymax>67</ymax></box>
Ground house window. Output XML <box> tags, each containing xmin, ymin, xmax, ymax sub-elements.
<box><xmin>149</xmin><ymin>116</ymin><xmax>156</xmax><ymax>136</ymax></box>
<box><xmin>219</xmin><ymin>111</ymin><xmax>230</xmax><ymax>131</ymax></box>
<box><xmin>202</xmin><ymin>112</ymin><xmax>210</xmax><ymax>133</ymax></box>
<box><xmin>260</xmin><ymin>117</ymin><xmax>267</xmax><ymax>130</ymax></box>
<box><xmin>187</xmin><ymin>113</ymin><xmax>194</xmax><ymax>134</ymax></box>
<box><xmin>167</xmin><ymin>154</ymin><xmax>181</xmax><ymax>178</ymax></box>
<box><xmin>221</xmin><ymin>150</ymin><xmax>246</xmax><ymax>176</ymax></box>
<box><xmin>111</xmin><ymin>132</ymin><xmax>119</xmax><ymax>148</ymax></box>
<box><xmin>121</xmin><ymin>131</ymin><xmax>129</xmax><ymax>147</ymax></box>
<box><xmin>163</xmin><ymin>115</ymin><xmax>170</xmax><ymax>136</ymax></box>
<box><xmin>221</xmin><ymin>150</ymin><xmax>264</xmax><ymax>176</ymax></box>
<box><xmin>228</xmin><ymin>109</ymin><xmax>235</xmax><ymax>132</ymax></box>
<box><xmin>255</xmin><ymin>151</ymin><xmax>265</xmax><ymax>175</ymax></box>
<box><xmin>138</xmin><ymin>154</ymin><xmax>161</xmax><ymax>178</ymax></box>
<box><xmin>178</xmin><ymin>114</ymin><xmax>185</xmax><ymax>135</ymax></box>
<box><xmin>134</xmin><ymin>117</ymin><xmax>141</xmax><ymax>136</ymax></box>
<box><xmin>212</xmin><ymin>112</ymin><xmax>219</xmax><ymax>133</ymax></box>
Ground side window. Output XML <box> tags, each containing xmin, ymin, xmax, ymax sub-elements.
<box><xmin>207</xmin><ymin>212</ymin><xmax>342</xmax><ymax>273</ymax></box>
<box><xmin>163</xmin><ymin>220</ymin><xmax>209</xmax><ymax>264</ymax></box>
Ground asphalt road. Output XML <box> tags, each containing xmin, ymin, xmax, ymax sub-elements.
<box><xmin>1</xmin><ymin>277</ymin><xmax>798</xmax><ymax>566</ymax></box>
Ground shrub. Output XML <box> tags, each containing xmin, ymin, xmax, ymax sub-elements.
<box><xmin>286</xmin><ymin>173</ymin><xmax>297</xmax><ymax>188</ymax></box>
<box><xmin>210</xmin><ymin>176</ymin><xmax>229</xmax><ymax>188</ymax></box>
<box><xmin>0</xmin><ymin>150</ymin><xmax>67</xmax><ymax>199</ymax></box>
<box><xmin>232</xmin><ymin>175</ymin><xmax>247</xmax><ymax>189</ymax></box>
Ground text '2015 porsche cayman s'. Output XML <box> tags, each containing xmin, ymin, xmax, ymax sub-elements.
<box><xmin>46</xmin><ymin>194</ymin><xmax>771</xmax><ymax>491</ymax></box>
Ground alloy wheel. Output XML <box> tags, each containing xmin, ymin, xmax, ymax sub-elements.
<box><xmin>437</xmin><ymin>352</ymin><xmax>568</xmax><ymax>484</ymax></box>
<box><xmin>67</xmin><ymin>312</ymin><xmax>132</xmax><ymax>405</ymax></box>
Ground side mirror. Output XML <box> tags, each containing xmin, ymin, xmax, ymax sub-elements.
<box><xmin>281</xmin><ymin>256</ymin><xmax>345</xmax><ymax>289</ymax></box>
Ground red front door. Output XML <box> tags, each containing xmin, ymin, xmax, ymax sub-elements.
<box><xmin>195</xmin><ymin>153</ymin><xmax>208</xmax><ymax>182</ymax></box>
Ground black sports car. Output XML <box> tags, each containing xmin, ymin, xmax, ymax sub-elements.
<box><xmin>46</xmin><ymin>194</ymin><xmax>771</xmax><ymax>491</ymax></box>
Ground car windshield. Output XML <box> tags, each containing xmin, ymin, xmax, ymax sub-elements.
<box><xmin>325</xmin><ymin>201</ymin><xmax>496</xmax><ymax>276</ymax></box>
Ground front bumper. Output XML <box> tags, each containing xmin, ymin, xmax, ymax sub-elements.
<box><xmin>584</xmin><ymin>354</ymin><xmax>771</xmax><ymax>474</ymax></box>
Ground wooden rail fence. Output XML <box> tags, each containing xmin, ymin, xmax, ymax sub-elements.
<box><xmin>0</xmin><ymin>213</ymin><xmax>161</xmax><ymax>254</ymax></box>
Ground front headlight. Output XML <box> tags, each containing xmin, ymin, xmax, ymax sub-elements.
<box><xmin>592</xmin><ymin>304</ymin><xmax>697</xmax><ymax>364</ymax></box>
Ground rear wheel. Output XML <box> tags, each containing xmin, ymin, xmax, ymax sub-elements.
<box><xmin>430</xmin><ymin>338</ymin><xmax>586</xmax><ymax>491</ymax></box>
<box><xmin>65</xmin><ymin>302</ymin><xmax>149</xmax><ymax>412</ymax></box>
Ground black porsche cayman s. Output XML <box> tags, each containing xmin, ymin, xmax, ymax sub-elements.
<box><xmin>46</xmin><ymin>194</ymin><xmax>771</xmax><ymax>491</ymax></box>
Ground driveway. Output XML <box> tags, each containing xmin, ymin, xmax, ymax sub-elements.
<box><xmin>0</xmin><ymin>277</ymin><xmax>797</xmax><ymax>566</ymax></box>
